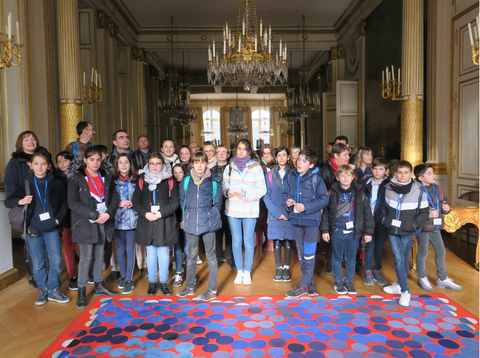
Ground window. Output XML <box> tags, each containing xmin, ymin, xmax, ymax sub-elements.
<box><xmin>251</xmin><ymin>109</ymin><xmax>271</xmax><ymax>149</ymax></box>
<box><xmin>202</xmin><ymin>109</ymin><xmax>221</xmax><ymax>143</ymax></box>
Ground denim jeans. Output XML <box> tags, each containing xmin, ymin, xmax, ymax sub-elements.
<box><xmin>174</xmin><ymin>230</ymin><xmax>188</xmax><ymax>274</ymax></box>
<box><xmin>147</xmin><ymin>245</ymin><xmax>170</xmax><ymax>283</ymax></box>
<box><xmin>78</xmin><ymin>224</ymin><xmax>106</xmax><ymax>288</ymax></box>
<box><xmin>115</xmin><ymin>229</ymin><xmax>136</xmax><ymax>280</ymax></box>
<box><xmin>416</xmin><ymin>231</ymin><xmax>447</xmax><ymax>280</ymax></box>
<box><xmin>26</xmin><ymin>229</ymin><xmax>62</xmax><ymax>291</ymax></box>
<box><xmin>364</xmin><ymin>226</ymin><xmax>388</xmax><ymax>271</ymax></box>
<box><xmin>293</xmin><ymin>225</ymin><xmax>318</xmax><ymax>288</ymax></box>
<box><xmin>228</xmin><ymin>217</ymin><xmax>256</xmax><ymax>273</ymax></box>
<box><xmin>331</xmin><ymin>229</ymin><xmax>359</xmax><ymax>283</ymax></box>
<box><xmin>186</xmin><ymin>232</ymin><xmax>218</xmax><ymax>291</ymax></box>
<box><xmin>389</xmin><ymin>233</ymin><xmax>415</xmax><ymax>293</ymax></box>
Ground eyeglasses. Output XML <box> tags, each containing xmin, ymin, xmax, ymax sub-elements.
<box><xmin>148</xmin><ymin>163</ymin><xmax>163</xmax><ymax>167</ymax></box>
<box><xmin>216</xmin><ymin>151</ymin><xmax>228</xmax><ymax>155</ymax></box>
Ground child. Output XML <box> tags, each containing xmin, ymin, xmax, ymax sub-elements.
<box><xmin>263</xmin><ymin>146</ymin><xmax>294</xmax><ymax>282</ymax></box>
<box><xmin>172</xmin><ymin>163</ymin><xmax>188</xmax><ymax>287</ymax></box>
<box><xmin>363</xmin><ymin>157</ymin><xmax>391</xmax><ymax>286</ymax></box>
<box><xmin>68</xmin><ymin>147</ymin><xmax>120</xmax><ymax>309</ymax></box>
<box><xmin>354</xmin><ymin>147</ymin><xmax>373</xmax><ymax>180</ymax></box>
<box><xmin>178</xmin><ymin>145</ymin><xmax>192</xmax><ymax>169</ymax></box>
<box><xmin>6</xmin><ymin>152</ymin><xmax>69</xmax><ymax>306</ymax></box>
<box><xmin>132</xmin><ymin>152</ymin><xmax>179</xmax><ymax>296</ymax></box>
<box><xmin>161</xmin><ymin>139</ymin><xmax>179</xmax><ymax>166</ymax></box>
<box><xmin>284</xmin><ymin>147</ymin><xmax>329</xmax><ymax>297</ymax></box>
<box><xmin>113</xmin><ymin>154</ymin><xmax>139</xmax><ymax>294</ymax></box>
<box><xmin>414</xmin><ymin>164</ymin><xmax>461</xmax><ymax>291</ymax></box>
<box><xmin>379</xmin><ymin>161</ymin><xmax>429</xmax><ymax>307</ymax></box>
<box><xmin>177</xmin><ymin>151</ymin><xmax>223</xmax><ymax>301</ymax></box>
<box><xmin>321</xmin><ymin>165</ymin><xmax>374</xmax><ymax>294</ymax></box>
<box><xmin>55</xmin><ymin>151</ymin><xmax>78</xmax><ymax>290</ymax></box>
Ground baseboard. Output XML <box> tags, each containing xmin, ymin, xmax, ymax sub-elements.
<box><xmin>0</xmin><ymin>268</ymin><xmax>19</xmax><ymax>292</ymax></box>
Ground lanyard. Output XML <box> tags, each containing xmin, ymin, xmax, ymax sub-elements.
<box><xmin>421</xmin><ymin>184</ymin><xmax>439</xmax><ymax>212</ymax></box>
<box><xmin>152</xmin><ymin>190</ymin><xmax>156</xmax><ymax>204</ymax></box>
<box><xmin>343</xmin><ymin>192</ymin><xmax>352</xmax><ymax>221</ymax></box>
<box><xmin>125</xmin><ymin>181</ymin><xmax>130</xmax><ymax>200</ymax></box>
<box><xmin>396</xmin><ymin>194</ymin><xmax>404</xmax><ymax>220</ymax></box>
<box><xmin>33</xmin><ymin>177</ymin><xmax>47</xmax><ymax>212</ymax></box>
<box><xmin>296</xmin><ymin>174</ymin><xmax>303</xmax><ymax>203</ymax></box>
<box><xmin>87</xmin><ymin>171</ymin><xmax>104</xmax><ymax>199</ymax></box>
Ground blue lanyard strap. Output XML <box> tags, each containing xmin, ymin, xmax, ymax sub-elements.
<box><xmin>153</xmin><ymin>190</ymin><xmax>156</xmax><ymax>204</ymax></box>
<box><xmin>396</xmin><ymin>194</ymin><xmax>404</xmax><ymax>219</ymax></box>
<box><xmin>87</xmin><ymin>171</ymin><xmax>104</xmax><ymax>199</ymax></box>
<box><xmin>296</xmin><ymin>174</ymin><xmax>302</xmax><ymax>203</ymax></box>
<box><xmin>33</xmin><ymin>177</ymin><xmax>47</xmax><ymax>212</ymax></box>
<box><xmin>343</xmin><ymin>192</ymin><xmax>352</xmax><ymax>221</ymax></box>
<box><xmin>421</xmin><ymin>184</ymin><xmax>439</xmax><ymax>212</ymax></box>
<box><xmin>125</xmin><ymin>181</ymin><xmax>129</xmax><ymax>200</ymax></box>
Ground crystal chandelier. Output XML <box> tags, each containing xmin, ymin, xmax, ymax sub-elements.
<box><xmin>259</xmin><ymin>96</ymin><xmax>273</xmax><ymax>136</ymax></box>
<box><xmin>207</xmin><ymin>0</ymin><xmax>288</xmax><ymax>92</ymax></box>
<box><xmin>227</xmin><ymin>91</ymin><xmax>249</xmax><ymax>137</ymax></box>
<box><xmin>201</xmin><ymin>98</ymin><xmax>215</xmax><ymax>137</ymax></box>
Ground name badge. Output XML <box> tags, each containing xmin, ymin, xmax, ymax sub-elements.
<box><xmin>39</xmin><ymin>212</ymin><xmax>51</xmax><ymax>221</ymax></box>
<box><xmin>433</xmin><ymin>218</ymin><xmax>442</xmax><ymax>225</ymax></box>
<box><xmin>392</xmin><ymin>219</ymin><xmax>402</xmax><ymax>227</ymax></box>
<box><xmin>97</xmin><ymin>202</ymin><xmax>106</xmax><ymax>211</ymax></box>
<box><xmin>345</xmin><ymin>221</ymin><xmax>354</xmax><ymax>229</ymax></box>
<box><xmin>343</xmin><ymin>230</ymin><xmax>352</xmax><ymax>234</ymax></box>
<box><xmin>293</xmin><ymin>207</ymin><xmax>299</xmax><ymax>213</ymax></box>
<box><xmin>151</xmin><ymin>205</ymin><xmax>160</xmax><ymax>213</ymax></box>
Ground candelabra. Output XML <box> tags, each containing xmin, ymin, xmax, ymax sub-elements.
<box><xmin>381</xmin><ymin>65</ymin><xmax>402</xmax><ymax>101</ymax></box>
<box><xmin>468</xmin><ymin>15</ymin><xmax>479</xmax><ymax>66</ymax></box>
<box><xmin>0</xmin><ymin>12</ymin><xmax>22</xmax><ymax>69</ymax></box>
<box><xmin>83</xmin><ymin>68</ymin><xmax>102</xmax><ymax>104</ymax></box>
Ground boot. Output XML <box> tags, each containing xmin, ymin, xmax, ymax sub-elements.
<box><xmin>93</xmin><ymin>281</ymin><xmax>119</xmax><ymax>296</ymax></box>
<box><xmin>76</xmin><ymin>287</ymin><xmax>87</xmax><ymax>308</ymax></box>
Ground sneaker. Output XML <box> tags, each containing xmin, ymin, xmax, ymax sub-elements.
<box><xmin>177</xmin><ymin>287</ymin><xmax>195</xmax><ymax>297</ymax></box>
<box><xmin>282</xmin><ymin>268</ymin><xmax>292</xmax><ymax>282</ymax></box>
<box><xmin>123</xmin><ymin>280</ymin><xmax>134</xmax><ymax>294</ymax></box>
<box><xmin>87</xmin><ymin>276</ymin><xmax>95</xmax><ymax>285</ymax></box>
<box><xmin>436</xmin><ymin>277</ymin><xmax>462</xmax><ymax>291</ymax></box>
<box><xmin>69</xmin><ymin>277</ymin><xmax>78</xmax><ymax>291</ymax></box>
<box><xmin>196</xmin><ymin>256</ymin><xmax>203</xmax><ymax>265</ymax></box>
<box><xmin>159</xmin><ymin>283</ymin><xmax>172</xmax><ymax>296</ymax></box>
<box><xmin>383</xmin><ymin>282</ymin><xmax>402</xmax><ymax>294</ymax></box>
<box><xmin>334</xmin><ymin>281</ymin><xmax>347</xmax><ymax>294</ymax></box>
<box><xmin>399</xmin><ymin>291</ymin><xmax>411</xmax><ymax>307</ymax></box>
<box><xmin>418</xmin><ymin>277</ymin><xmax>433</xmax><ymax>291</ymax></box>
<box><xmin>147</xmin><ymin>283</ymin><xmax>157</xmax><ymax>296</ymax></box>
<box><xmin>35</xmin><ymin>289</ymin><xmax>48</xmax><ymax>306</ymax></box>
<box><xmin>273</xmin><ymin>268</ymin><xmax>283</xmax><ymax>282</ymax></box>
<box><xmin>47</xmin><ymin>289</ymin><xmax>71</xmax><ymax>303</ymax></box>
<box><xmin>173</xmin><ymin>273</ymin><xmax>183</xmax><ymax>287</ymax></box>
<box><xmin>234</xmin><ymin>270</ymin><xmax>243</xmax><ymax>285</ymax></box>
<box><xmin>286</xmin><ymin>284</ymin><xmax>308</xmax><ymax>298</ymax></box>
<box><xmin>308</xmin><ymin>283</ymin><xmax>319</xmax><ymax>296</ymax></box>
<box><xmin>118</xmin><ymin>276</ymin><xmax>126</xmax><ymax>289</ymax></box>
<box><xmin>196</xmin><ymin>290</ymin><xmax>217</xmax><ymax>301</ymax></box>
<box><xmin>243</xmin><ymin>271</ymin><xmax>252</xmax><ymax>285</ymax></box>
<box><xmin>345</xmin><ymin>282</ymin><xmax>357</xmax><ymax>295</ymax></box>
<box><xmin>364</xmin><ymin>270</ymin><xmax>374</xmax><ymax>286</ymax></box>
<box><xmin>373</xmin><ymin>270</ymin><xmax>388</xmax><ymax>285</ymax></box>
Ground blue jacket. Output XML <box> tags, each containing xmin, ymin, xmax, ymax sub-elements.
<box><xmin>114</xmin><ymin>178</ymin><xmax>139</xmax><ymax>230</ymax></box>
<box><xmin>283</xmin><ymin>167</ymin><xmax>329</xmax><ymax>226</ymax></box>
<box><xmin>179</xmin><ymin>170</ymin><xmax>223</xmax><ymax>236</ymax></box>
<box><xmin>263</xmin><ymin>167</ymin><xmax>294</xmax><ymax>240</ymax></box>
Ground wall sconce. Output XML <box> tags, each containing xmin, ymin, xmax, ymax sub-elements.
<box><xmin>381</xmin><ymin>65</ymin><xmax>402</xmax><ymax>101</ymax></box>
<box><xmin>468</xmin><ymin>15</ymin><xmax>479</xmax><ymax>66</ymax></box>
<box><xmin>0</xmin><ymin>12</ymin><xmax>22</xmax><ymax>69</ymax></box>
<box><xmin>82</xmin><ymin>68</ymin><xmax>103</xmax><ymax>104</ymax></box>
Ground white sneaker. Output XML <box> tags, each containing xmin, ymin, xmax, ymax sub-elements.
<box><xmin>243</xmin><ymin>271</ymin><xmax>251</xmax><ymax>285</ymax></box>
<box><xmin>383</xmin><ymin>282</ymin><xmax>402</xmax><ymax>294</ymax></box>
<box><xmin>196</xmin><ymin>256</ymin><xmax>203</xmax><ymax>265</ymax></box>
<box><xmin>418</xmin><ymin>277</ymin><xmax>433</xmax><ymax>291</ymax></box>
<box><xmin>436</xmin><ymin>277</ymin><xmax>462</xmax><ymax>290</ymax></box>
<box><xmin>399</xmin><ymin>291</ymin><xmax>411</xmax><ymax>307</ymax></box>
<box><xmin>234</xmin><ymin>270</ymin><xmax>243</xmax><ymax>285</ymax></box>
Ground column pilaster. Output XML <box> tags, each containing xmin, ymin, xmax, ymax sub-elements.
<box><xmin>57</xmin><ymin>0</ymin><xmax>83</xmax><ymax>149</ymax></box>
<box><xmin>401</xmin><ymin>0</ymin><xmax>424</xmax><ymax>166</ymax></box>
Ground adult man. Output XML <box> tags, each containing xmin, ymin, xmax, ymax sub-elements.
<box><xmin>134</xmin><ymin>135</ymin><xmax>153</xmax><ymax>166</ymax></box>
<box><xmin>189</xmin><ymin>142</ymin><xmax>199</xmax><ymax>154</ymax></box>
<box><xmin>64</xmin><ymin>121</ymin><xmax>95</xmax><ymax>161</ymax></box>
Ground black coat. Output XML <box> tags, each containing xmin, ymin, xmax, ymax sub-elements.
<box><xmin>132</xmin><ymin>174</ymin><xmax>179</xmax><ymax>246</ymax></box>
<box><xmin>67</xmin><ymin>161</ymin><xmax>120</xmax><ymax>244</ymax></box>
<box><xmin>321</xmin><ymin>160</ymin><xmax>337</xmax><ymax>191</ymax></box>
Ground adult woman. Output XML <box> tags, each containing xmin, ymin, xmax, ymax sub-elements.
<box><xmin>222</xmin><ymin>139</ymin><xmax>267</xmax><ymax>285</ymax></box>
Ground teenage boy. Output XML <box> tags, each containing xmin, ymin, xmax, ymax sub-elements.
<box><xmin>213</xmin><ymin>145</ymin><xmax>234</xmax><ymax>269</ymax></box>
<box><xmin>177</xmin><ymin>151</ymin><xmax>223</xmax><ymax>301</ymax></box>
<box><xmin>363</xmin><ymin>157</ymin><xmax>391</xmax><ymax>286</ymax></box>
<box><xmin>414</xmin><ymin>164</ymin><xmax>461</xmax><ymax>291</ymax></box>
<box><xmin>284</xmin><ymin>147</ymin><xmax>329</xmax><ymax>298</ymax></box>
<box><xmin>379</xmin><ymin>161</ymin><xmax>429</xmax><ymax>307</ymax></box>
<box><xmin>321</xmin><ymin>165</ymin><xmax>374</xmax><ymax>294</ymax></box>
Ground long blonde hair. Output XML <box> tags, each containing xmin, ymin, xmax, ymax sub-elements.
<box><xmin>354</xmin><ymin>147</ymin><xmax>372</xmax><ymax>169</ymax></box>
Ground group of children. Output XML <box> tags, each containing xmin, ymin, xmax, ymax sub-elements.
<box><xmin>6</xmin><ymin>135</ymin><xmax>462</xmax><ymax>308</ymax></box>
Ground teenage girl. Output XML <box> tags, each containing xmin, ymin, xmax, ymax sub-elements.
<box><xmin>178</xmin><ymin>145</ymin><xmax>192</xmax><ymax>169</ymax></box>
<box><xmin>161</xmin><ymin>139</ymin><xmax>179</xmax><ymax>166</ymax></box>
<box><xmin>6</xmin><ymin>152</ymin><xmax>69</xmax><ymax>306</ymax></box>
<box><xmin>354</xmin><ymin>147</ymin><xmax>373</xmax><ymax>180</ymax></box>
<box><xmin>172</xmin><ymin>163</ymin><xmax>188</xmax><ymax>287</ymax></box>
<box><xmin>133</xmin><ymin>152</ymin><xmax>179</xmax><ymax>296</ymax></box>
<box><xmin>68</xmin><ymin>147</ymin><xmax>120</xmax><ymax>309</ymax></box>
<box><xmin>113</xmin><ymin>153</ymin><xmax>139</xmax><ymax>294</ymax></box>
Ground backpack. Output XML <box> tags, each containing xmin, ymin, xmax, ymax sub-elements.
<box><xmin>72</xmin><ymin>141</ymin><xmax>94</xmax><ymax>159</ymax></box>
<box><xmin>8</xmin><ymin>180</ymin><xmax>31</xmax><ymax>234</ymax></box>
<box><xmin>182</xmin><ymin>176</ymin><xmax>217</xmax><ymax>206</ymax></box>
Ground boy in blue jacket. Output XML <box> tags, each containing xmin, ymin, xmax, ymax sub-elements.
<box><xmin>177</xmin><ymin>151</ymin><xmax>223</xmax><ymax>301</ymax></box>
<box><xmin>284</xmin><ymin>147</ymin><xmax>329</xmax><ymax>298</ymax></box>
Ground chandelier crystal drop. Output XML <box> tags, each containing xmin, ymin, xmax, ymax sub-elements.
<box><xmin>207</xmin><ymin>0</ymin><xmax>288</xmax><ymax>92</ymax></box>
